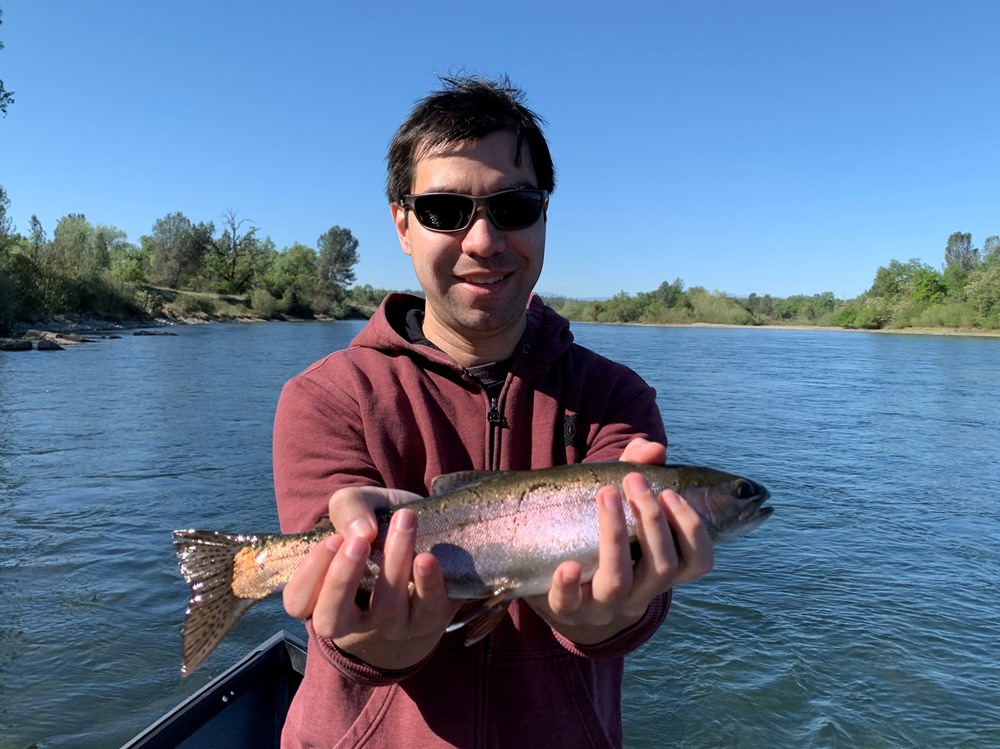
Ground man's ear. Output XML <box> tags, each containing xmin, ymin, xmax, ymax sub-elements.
<box><xmin>390</xmin><ymin>202</ymin><xmax>412</xmax><ymax>256</ymax></box>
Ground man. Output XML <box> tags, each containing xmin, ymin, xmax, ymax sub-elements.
<box><xmin>273</xmin><ymin>75</ymin><xmax>713</xmax><ymax>748</ymax></box>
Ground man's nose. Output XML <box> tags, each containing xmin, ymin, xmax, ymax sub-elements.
<box><xmin>461</xmin><ymin>208</ymin><xmax>505</xmax><ymax>256</ymax></box>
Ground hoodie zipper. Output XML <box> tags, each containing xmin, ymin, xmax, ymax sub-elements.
<box><xmin>486</xmin><ymin>394</ymin><xmax>504</xmax><ymax>470</ymax></box>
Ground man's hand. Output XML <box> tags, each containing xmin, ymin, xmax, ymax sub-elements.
<box><xmin>282</xmin><ymin>486</ymin><xmax>461</xmax><ymax>670</ymax></box>
<box><xmin>527</xmin><ymin>438</ymin><xmax>714</xmax><ymax>644</ymax></box>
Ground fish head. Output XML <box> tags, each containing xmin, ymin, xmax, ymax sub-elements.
<box><xmin>668</xmin><ymin>465</ymin><xmax>772</xmax><ymax>544</ymax></box>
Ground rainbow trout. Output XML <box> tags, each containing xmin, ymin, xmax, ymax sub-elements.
<box><xmin>173</xmin><ymin>462</ymin><xmax>772</xmax><ymax>675</ymax></box>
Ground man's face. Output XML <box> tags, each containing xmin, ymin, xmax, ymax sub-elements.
<box><xmin>391</xmin><ymin>130</ymin><xmax>546</xmax><ymax>358</ymax></box>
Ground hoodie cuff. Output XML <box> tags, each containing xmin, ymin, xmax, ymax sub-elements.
<box><xmin>552</xmin><ymin>590</ymin><xmax>672</xmax><ymax>659</ymax></box>
<box><xmin>312</xmin><ymin>624</ymin><xmax>438</xmax><ymax>687</ymax></box>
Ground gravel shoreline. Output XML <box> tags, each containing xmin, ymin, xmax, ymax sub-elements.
<box><xmin>7</xmin><ymin>315</ymin><xmax>215</xmax><ymax>338</ymax></box>
<box><xmin>5</xmin><ymin>315</ymin><xmax>998</xmax><ymax>342</ymax></box>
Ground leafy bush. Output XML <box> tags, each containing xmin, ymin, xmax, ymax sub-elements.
<box><xmin>909</xmin><ymin>300</ymin><xmax>986</xmax><ymax>329</ymax></box>
<box><xmin>171</xmin><ymin>293</ymin><xmax>213</xmax><ymax>316</ymax></box>
<box><xmin>250</xmin><ymin>288</ymin><xmax>278</xmax><ymax>319</ymax></box>
<box><xmin>690</xmin><ymin>295</ymin><xmax>755</xmax><ymax>325</ymax></box>
<box><xmin>133</xmin><ymin>289</ymin><xmax>164</xmax><ymax>317</ymax></box>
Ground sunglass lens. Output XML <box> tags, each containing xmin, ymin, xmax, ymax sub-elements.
<box><xmin>488</xmin><ymin>191</ymin><xmax>544</xmax><ymax>230</ymax></box>
<box><xmin>413</xmin><ymin>195</ymin><xmax>474</xmax><ymax>231</ymax></box>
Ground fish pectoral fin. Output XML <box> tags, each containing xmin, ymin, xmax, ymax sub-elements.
<box><xmin>446</xmin><ymin>586</ymin><xmax>517</xmax><ymax>646</ymax></box>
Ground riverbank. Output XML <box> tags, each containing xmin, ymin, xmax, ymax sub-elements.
<box><xmin>5</xmin><ymin>312</ymin><xmax>1000</xmax><ymax>345</ymax></box>
<box><xmin>571</xmin><ymin>318</ymin><xmax>1000</xmax><ymax>338</ymax></box>
<box><xmin>7</xmin><ymin>313</ymin><xmax>252</xmax><ymax>337</ymax></box>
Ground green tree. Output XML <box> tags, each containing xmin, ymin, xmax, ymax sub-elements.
<box><xmin>965</xmin><ymin>237</ymin><xmax>1000</xmax><ymax>325</ymax></box>
<box><xmin>316</xmin><ymin>226</ymin><xmax>359</xmax><ymax>303</ymax></box>
<box><xmin>48</xmin><ymin>214</ymin><xmax>94</xmax><ymax>273</ymax></box>
<box><xmin>654</xmin><ymin>278</ymin><xmax>686</xmax><ymax>308</ymax></box>
<box><xmin>148</xmin><ymin>212</ymin><xmax>211</xmax><ymax>288</ymax></box>
<box><xmin>909</xmin><ymin>265</ymin><xmax>946</xmax><ymax>304</ymax></box>
<box><xmin>110</xmin><ymin>239</ymin><xmax>146</xmax><ymax>283</ymax></box>
<box><xmin>265</xmin><ymin>242</ymin><xmax>318</xmax><ymax>311</ymax></box>
<box><xmin>0</xmin><ymin>5</ymin><xmax>14</xmax><ymax>117</ymax></box>
<box><xmin>0</xmin><ymin>184</ymin><xmax>13</xmax><ymax>257</ymax></box>
<box><xmin>347</xmin><ymin>283</ymin><xmax>391</xmax><ymax>312</ymax></box>
<box><xmin>942</xmin><ymin>231</ymin><xmax>980</xmax><ymax>298</ymax></box>
<box><xmin>944</xmin><ymin>231</ymin><xmax>979</xmax><ymax>272</ymax></box>
<box><xmin>84</xmin><ymin>224</ymin><xmax>127</xmax><ymax>277</ymax></box>
<box><xmin>206</xmin><ymin>210</ymin><xmax>267</xmax><ymax>293</ymax></box>
<box><xmin>981</xmin><ymin>235</ymin><xmax>1000</xmax><ymax>262</ymax></box>
<box><xmin>28</xmin><ymin>214</ymin><xmax>47</xmax><ymax>260</ymax></box>
<box><xmin>966</xmin><ymin>264</ymin><xmax>1000</xmax><ymax>323</ymax></box>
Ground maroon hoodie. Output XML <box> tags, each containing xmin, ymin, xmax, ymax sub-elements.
<box><xmin>274</xmin><ymin>293</ymin><xmax>670</xmax><ymax>748</ymax></box>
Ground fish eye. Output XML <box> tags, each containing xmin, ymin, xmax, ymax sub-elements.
<box><xmin>733</xmin><ymin>480</ymin><xmax>755</xmax><ymax>499</ymax></box>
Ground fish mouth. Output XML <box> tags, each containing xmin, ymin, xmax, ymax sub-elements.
<box><xmin>742</xmin><ymin>502</ymin><xmax>773</xmax><ymax>524</ymax></box>
<box><xmin>727</xmin><ymin>479</ymin><xmax>772</xmax><ymax>538</ymax></box>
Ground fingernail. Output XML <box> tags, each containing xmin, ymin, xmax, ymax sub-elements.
<box><xmin>623</xmin><ymin>473</ymin><xmax>650</xmax><ymax>495</ymax></box>
<box><xmin>324</xmin><ymin>536</ymin><xmax>343</xmax><ymax>553</ymax></box>
<box><xmin>662</xmin><ymin>490</ymin><xmax>685</xmax><ymax>506</ymax></box>
<box><xmin>344</xmin><ymin>537</ymin><xmax>369</xmax><ymax>561</ymax></box>
<box><xmin>347</xmin><ymin>517</ymin><xmax>375</xmax><ymax>538</ymax></box>
<box><xmin>599</xmin><ymin>488</ymin><xmax>622</xmax><ymax>511</ymax></box>
<box><xmin>394</xmin><ymin>509</ymin><xmax>416</xmax><ymax>531</ymax></box>
<box><xmin>414</xmin><ymin>554</ymin><xmax>434</xmax><ymax>577</ymax></box>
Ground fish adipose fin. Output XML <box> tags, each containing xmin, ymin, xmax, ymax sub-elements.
<box><xmin>446</xmin><ymin>586</ymin><xmax>517</xmax><ymax>645</ymax></box>
<box><xmin>172</xmin><ymin>529</ymin><xmax>261</xmax><ymax>677</ymax></box>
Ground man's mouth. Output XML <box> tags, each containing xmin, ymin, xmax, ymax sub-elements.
<box><xmin>460</xmin><ymin>273</ymin><xmax>509</xmax><ymax>286</ymax></box>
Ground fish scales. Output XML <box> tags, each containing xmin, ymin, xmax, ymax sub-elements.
<box><xmin>173</xmin><ymin>462</ymin><xmax>772</xmax><ymax>675</ymax></box>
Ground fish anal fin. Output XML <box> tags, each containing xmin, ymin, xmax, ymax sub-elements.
<box><xmin>446</xmin><ymin>587</ymin><xmax>516</xmax><ymax>646</ymax></box>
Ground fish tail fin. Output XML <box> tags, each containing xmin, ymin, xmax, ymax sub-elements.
<box><xmin>172</xmin><ymin>529</ymin><xmax>262</xmax><ymax>677</ymax></box>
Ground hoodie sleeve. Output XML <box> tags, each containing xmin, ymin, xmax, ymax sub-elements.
<box><xmin>273</xmin><ymin>365</ymin><xmax>382</xmax><ymax>534</ymax></box>
<box><xmin>583</xmin><ymin>360</ymin><xmax>667</xmax><ymax>463</ymax></box>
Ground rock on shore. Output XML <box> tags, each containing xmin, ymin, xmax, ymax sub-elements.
<box><xmin>1</xmin><ymin>329</ymin><xmax>98</xmax><ymax>351</ymax></box>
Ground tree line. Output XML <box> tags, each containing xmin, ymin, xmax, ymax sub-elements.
<box><xmin>0</xmin><ymin>184</ymin><xmax>380</xmax><ymax>327</ymax></box>
<box><xmin>2</xmin><ymin>179</ymin><xmax>997</xmax><ymax>332</ymax></box>
<box><xmin>547</xmin><ymin>231</ymin><xmax>1000</xmax><ymax>331</ymax></box>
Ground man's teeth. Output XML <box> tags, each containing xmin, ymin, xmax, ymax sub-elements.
<box><xmin>468</xmin><ymin>276</ymin><xmax>503</xmax><ymax>285</ymax></box>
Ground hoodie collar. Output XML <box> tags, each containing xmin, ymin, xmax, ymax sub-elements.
<box><xmin>351</xmin><ymin>292</ymin><xmax>574</xmax><ymax>373</ymax></box>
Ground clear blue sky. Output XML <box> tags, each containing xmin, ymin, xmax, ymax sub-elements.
<box><xmin>2</xmin><ymin>1</ymin><xmax>997</xmax><ymax>300</ymax></box>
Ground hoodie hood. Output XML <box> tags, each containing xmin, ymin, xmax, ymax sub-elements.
<box><xmin>350</xmin><ymin>292</ymin><xmax>575</xmax><ymax>373</ymax></box>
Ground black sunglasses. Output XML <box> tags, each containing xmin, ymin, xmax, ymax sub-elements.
<box><xmin>400</xmin><ymin>189</ymin><xmax>548</xmax><ymax>233</ymax></box>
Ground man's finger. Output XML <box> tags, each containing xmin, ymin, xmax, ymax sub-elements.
<box><xmin>546</xmin><ymin>561</ymin><xmax>584</xmax><ymax>617</ymax></box>
<box><xmin>311</xmin><ymin>535</ymin><xmax>371</xmax><ymax>639</ymax></box>
<box><xmin>283</xmin><ymin>534</ymin><xmax>343</xmax><ymax>619</ymax></box>
<box><xmin>371</xmin><ymin>509</ymin><xmax>418</xmax><ymax>634</ymax></box>
<box><xmin>661</xmin><ymin>491</ymin><xmax>714</xmax><ymax>585</ymax></box>
<box><xmin>589</xmin><ymin>485</ymin><xmax>632</xmax><ymax>603</ymax></box>
<box><xmin>627</xmin><ymin>475</ymin><xmax>679</xmax><ymax>594</ymax></box>
<box><xmin>619</xmin><ymin>437</ymin><xmax>666</xmax><ymax>466</ymax></box>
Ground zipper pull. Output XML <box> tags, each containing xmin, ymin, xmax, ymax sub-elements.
<box><xmin>487</xmin><ymin>396</ymin><xmax>503</xmax><ymax>425</ymax></box>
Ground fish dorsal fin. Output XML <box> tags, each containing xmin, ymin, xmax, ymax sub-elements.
<box><xmin>431</xmin><ymin>470</ymin><xmax>508</xmax><ymax>495</ymax></box>
<box><xmin>445</xmin><ymin>586</ymin><xmax>517</xmax><ymax>645</ymax></box>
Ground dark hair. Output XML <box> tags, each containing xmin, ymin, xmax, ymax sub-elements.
<box><xmin>386</xmin><ymin>75</ymin><xmax>555</xmax><ymax>203</ymax></box>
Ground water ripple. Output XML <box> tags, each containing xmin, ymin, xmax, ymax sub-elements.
<box><xmin>3</xmin><ymin>322</ymin><xmax>1000</xmax><ymax>747</ymax></box>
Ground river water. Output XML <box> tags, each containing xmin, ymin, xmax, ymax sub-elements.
<box><xmin>1</xmin><ymin>320</ymin><xmax>998</xmax><ymax>748</ymax></box>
